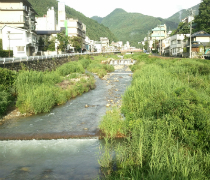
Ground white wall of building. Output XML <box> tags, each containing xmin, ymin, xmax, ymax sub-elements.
<box><xmin>36</xmin><ymin>7</ymin><xmax>56</xmax><ymax>31</ymax></box>
<box><xmin>58</xmin><ymin>2</ymin><xmax>66</xmax><ymax>30</ymax></box>
<box><xmin>95</xmin><ymin>43</ymin><xmax>102</xmax><ymax>53</ymax></box>
<box><xmin>2</xmin><ymin>25</ymin><xmax>38</xmax><ymax>57</ymax></box>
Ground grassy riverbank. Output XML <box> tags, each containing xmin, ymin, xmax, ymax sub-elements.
<box><xmin>0</xmin><ymin>54</ymin><xmax>116</xmax><ymax>116</ymax></box>
<box><xmin>99</xmin><ymin>53</ymin><xmax>210</xmax><ymax>179</ymax></box>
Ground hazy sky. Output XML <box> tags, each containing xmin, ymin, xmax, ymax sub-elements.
<box><xmin>59</xmin><ymin>0</ymin><xmax>201</xmax><ymax>19</ymax></box>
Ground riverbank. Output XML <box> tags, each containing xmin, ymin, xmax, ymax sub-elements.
<box><xmin>0</xmin><ymin>54</ymin><xmax>119</xmax><ymax>122</ymax></box>
<box><xmin>99</xmin><ymin>53</ymin><xmax>210</xmax><ymax>179</ymax></box>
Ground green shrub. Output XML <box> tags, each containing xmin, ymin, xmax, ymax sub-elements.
<box><xmin>0</xmin><ymin>68</ymin><xmax>17</xmax><ymax>90</ymax></box>
<box><xmin>0</xmin><ymin>85</ymin><xmax>10</xmax><ymax>115</ymax></box>
<box><xmin>56</xmin><ymin>61</ymin><xmax>85</xmax><ymax>76</ymax></box>
<box><xmin>79</xmin><ymin>58</ymin><xmax>92</xmax><ymax>69</ymax></box>
<box><xmin>0</xmin><ymin>39</ymin><xmax>2</xmax><ymax>50</ymax></box>
<box><xmin>0</xmin><ymin>50</ymin><xmax>13</xmax><ymax>57</ymax></box>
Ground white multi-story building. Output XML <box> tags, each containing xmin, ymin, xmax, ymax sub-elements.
<box><xmin>0</xmin><ymin>0</ymin><xmax>37</xmax><ymax>30</ymax></box>
<box><xmin>0</xmin><ymin>0</ymin><xmax>38</xmax><ymax>57</ymax></box>
<box><xmin>57</xmin><ymin>2</ymin><xmax>66</xmax><ymax>31</ymax></box>
<box><xmin>36</xmin><ymin>7</ymin><xmax>56</xmax><ymax>31</ymax></box>
<box><xmin>170</xmin><ymin>34</ymin><xmax>190</xmax><ymax>56</ymax></box>
<box><xmin>151</xmin><ymin>24</ymin><xmax>167</xmax><ymax>40</ymax></box>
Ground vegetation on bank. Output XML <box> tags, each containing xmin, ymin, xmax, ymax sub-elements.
<box><xmin>0</xmin><ymin>68</ymin><xmax>17</xmax><ymax>116</ymax></box>
<box><xmin>0</xmin><ymin>54</ymin><xmax>116</xmax><ymax>116</ymax></box>
<box><xmin>99</xmin><ymin>53</ymin><xmax>210</xmax><ymax>179</ymax></box>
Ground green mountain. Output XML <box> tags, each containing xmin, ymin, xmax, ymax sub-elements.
<box><xmin>92</xmin><ymin>8</ymin><xmax>178</xmax><ymax>47</ymax></box>
<box><xmin>28</xmin><ymin>0</ymin><xmax>118</xmax><ymax>42</ymax></box>
<box><xmin>91</xmin><ymin>16</ymin><xmax>103</xmax><ymax>24</ymax></box>
<box><xmin>166</xmin><ymin>4</ymin><xmax>200</xmax><ymax>24</ymax></box>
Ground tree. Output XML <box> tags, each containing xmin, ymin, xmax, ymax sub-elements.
<box><xmin>194</xmin><ymin>0</ymin><xmax>210</xmax><ymax>33</ymax></box>
<box><xmin>143</xmin><ymin>41</ymin><xmax>148</xmax><ymax>51</ymax></box>
<box><xmin>57</xmin><ymin>30</ymin><xmax>70</xmax><ymax>52</ymax></box>
<box><xmin>70</xmin><ymin>36</ymin><xmax>82</xmax><ymax>52</ymax></box>
<box><xmin>170</xmin><ymin>22</ymin><xmax>190</xmax><ymax>36</ymax></box>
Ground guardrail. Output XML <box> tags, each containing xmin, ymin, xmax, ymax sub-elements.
<box><xmin>0</xmin><ymin>52</ymin><xmax>120</xmax><ymax>65</ymax></box>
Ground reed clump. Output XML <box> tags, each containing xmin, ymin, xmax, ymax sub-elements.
<box><xmin>15</xmin><ymin>60</ymin><xmax>95</xmax><ymax>114</ymax></box>
<box><xmin>99</xmin><ymin>53</ymin><xmax>210</xmax><ymax>179</ymax></box>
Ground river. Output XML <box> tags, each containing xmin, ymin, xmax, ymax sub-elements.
<box><xmin>0</xmin><ymin>63</ymin><xmax>133</xmax><ymax>180</ymax></box>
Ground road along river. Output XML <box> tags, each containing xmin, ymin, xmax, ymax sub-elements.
<box><xmin>0</xmin><ymin>64</ymin><xmax>133</xmax><ymax>180</ymax></box>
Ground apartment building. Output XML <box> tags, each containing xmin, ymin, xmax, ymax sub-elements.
<box><xmin>66</xmin><ymin>18</ymin><xmax>86</xmax><ymax>49</ymax></box>
<box><xmin>0</xmin><ymin>0</ymin><xmax>37</xmax><ymax>30</ymax></box>
<box><xmin>170</xmin><ymin>34</ymin><xmax>189</xmax><ymax>56</ymax></box>
<box><xmin>0</xmin><ymin>0</ymin><xmax>38</xmax><ymax>57</ymax></box>
<box><xmin>151</xmin><ymin>24</ymin><xmax>167</xmax><ymax>40</ymax></box>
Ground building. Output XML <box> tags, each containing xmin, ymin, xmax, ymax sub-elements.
<box><xmin>94</xmin><ymin>41</ymin><xmax>102</xmax><ymax>53</ymax></box>
<box><xmin>2</xmin><ymin>25</ymin><xmax>38</xmax><ymax>56</ymax></box>
<box><xmin>0</xmin><ymin>0</ymin><xmax>38</xmax><ymax>57</ymax></box>
<box><xmin>57</xmin><ymin>2</ymin><xmax>66</xmax><ymax>31</ymax></box>
<box><xmin>66</xmin><ymin>18</ymin><xmax>86</xmax><ymax>50</ymax></box>
<box><xmin>35</xmin><ymin>2</ymin><xmax>87</xmax><ymax>52</ymax></box>
<box><xmin>100</xmin><ymin>37</ymin><xmax>109</xmax><ymax>52</ymax></box>
<box><xmin>162</xmin><ymin>37</ymin><xmax>171</xmax><ymax>55</ymax></box>
<box><xmin>0</xmin><ymin>0</ymin><xmax>37</xmax><ymax>30</ymax></box>
<box><xmin>170</xmin><ymin>34</ymin><xmax>190</xmax><ymax>56</ymax></box>
<box><xmin>151</xmin><ymin>24</ymin><xmax>167</xmax><ymax>40</ymax></box>
<box><xmin>186</xmin><ymin>31</ymin><xmax>210</xmax><ymax>57</ymax></box>
<box><xmin>36</xmin><ymin>7</ymin><xmax>56</xmax><ymax>31</ymax></box>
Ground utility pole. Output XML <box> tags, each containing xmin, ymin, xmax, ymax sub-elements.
<box><xmin>8</xmin><ymin>31</ymin><xmax>10</xmax><ymax>57</ymax></box>
<box><xmin>188</xmin><ymin>8</ymin><xmax>194</xmax><ymax>58</ymax></box>
<box><xmin>147</xmin><ymin>31</ymin><xmax>150</xmax><ymax>53</ymax></box>
<box><xmin>158</xmin><ymin>25</ymin><xmax>162</xmax><ymax>55</ymax></box>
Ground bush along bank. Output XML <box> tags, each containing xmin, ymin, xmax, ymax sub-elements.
<box><xmin>15</xmin><ymin>61</ymin><xmax>95</xmax><ymax>114</ymax></box>
<box><xmin>99</xmin><ymin>53</ymin><xmax>210</xmax><ymax>179</ymax></box>
<box><xmin>15</xmin><ymin>54</ymin><xmax>116</xmax><ymax>115</ymax></box>
<box><xmin>0</xmin><ymin>68</ymin><xmax>17</xmax><ymax>117</ymax></box>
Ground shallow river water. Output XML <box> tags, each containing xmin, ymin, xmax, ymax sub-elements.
<box><xmin>0</xmin><ymin>65</ymin><xmax>132</xmax><ymax>180</ymax></box>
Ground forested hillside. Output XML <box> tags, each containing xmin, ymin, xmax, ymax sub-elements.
<box><xmin>28</xmin><ymin>0</ymin><xmax>118</xmax><ymax>42</ymax></box>
<box><xmin>92</xmin><ymin>9</ymin><xmax>178</xmax><ymax>47</ymax></box>
<box><xmin>166</xmin><ymin>3</ymin><xmax>199</xmax><ymax>24</ymax></box>
<box><xmin>91</xmin><ymin>16</ymin><xmax>103</xmax><ymax>24</ymax></box>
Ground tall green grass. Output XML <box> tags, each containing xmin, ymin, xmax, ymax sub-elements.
<box><xmin>99</xmin><ymin>53</ymin><xmax>210</xmax><ymax>179</ymax></box>
<box><xmin>15</xmin><ymin>61</ymin><xmax>95</xmax><ymax>114</ymax></box>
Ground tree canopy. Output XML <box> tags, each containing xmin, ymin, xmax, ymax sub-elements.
<box><xmin>194</xmin><ymin>0</ymin><xmax>210</xmax><ymax>33</ymax></box>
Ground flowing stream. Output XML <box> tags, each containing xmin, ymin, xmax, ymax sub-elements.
<box><xmin>0</xmin><ymin>64</ymin><xmax>133</xmax><ymax>180</ymax></box>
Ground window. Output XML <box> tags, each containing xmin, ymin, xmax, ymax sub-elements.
<box><xmin>171</xmin><ymin>40</ymin><xmax>176</xmax><ymax>45</ymax></box>
<box><xmin>17</xmin><ymin>46</ymin><xmax>25</xmax><ymax>52</ymax></box>
<box><xmin>177</xmin><ymin>40</ymin><xmax>181</xmax><ymax>44</ymax></box>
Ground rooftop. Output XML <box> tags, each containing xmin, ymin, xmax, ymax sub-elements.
<box><xmin>192</xmin><ymin>31</ymin><xmax>210</xmax><ymax>37</ymax></box>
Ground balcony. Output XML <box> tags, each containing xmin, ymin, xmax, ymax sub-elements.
<box><xmin>0</xmin><ymin>6</ymin><xmax>28</xmax><ymax>12</ymax></box>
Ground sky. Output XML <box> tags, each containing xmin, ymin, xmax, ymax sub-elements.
<box><xmin>59</xmin><ymin>0</ymin><xmax>201</xmax><ymax>19</ymax></box>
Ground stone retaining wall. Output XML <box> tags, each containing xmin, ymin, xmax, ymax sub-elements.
<box><xmin>0</xmin><ymin>53</ymin><xmax>117</xmax><ymax>71</ymax></box>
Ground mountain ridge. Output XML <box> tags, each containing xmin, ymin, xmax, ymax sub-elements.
<box><xmin>91</xmin><ymin>9</ymin><xmax>178</xmax><ymax>46</ymax></box>
<box><xmin>91</xmin><ymin>4</ymin><xmax>200</xmax><ymax>46</ymax></box>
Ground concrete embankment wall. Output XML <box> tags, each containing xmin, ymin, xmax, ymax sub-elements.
<box><xmin>0</xmin><ymin>53</ymin><xmax>118</xmax><ymax>71</ymax></box>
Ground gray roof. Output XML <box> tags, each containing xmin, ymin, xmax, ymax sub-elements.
<box><xmin>35</xmin><ymin>31</ymin><xmax>61</xmax><ymax>35</ymax></box>
<box><xmin>191</xmin><ymin>31</ymin><xmax>210</xmax><ymax>37</ymax></box>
